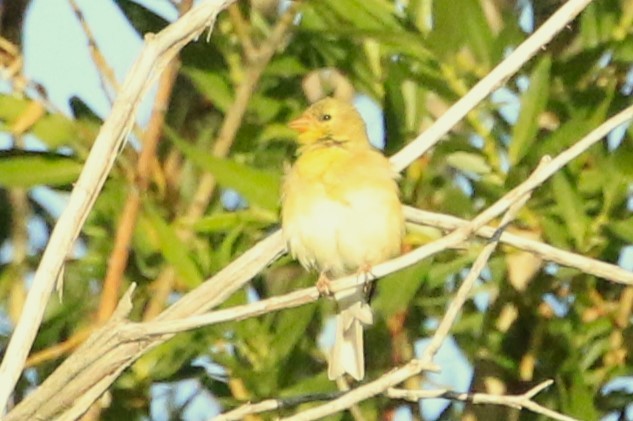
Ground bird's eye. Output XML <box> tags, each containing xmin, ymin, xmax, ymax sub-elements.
<box><xmin>321</xmin><ymin>114</ymin><xmax>332</xmax><ymax>121</ymax></box>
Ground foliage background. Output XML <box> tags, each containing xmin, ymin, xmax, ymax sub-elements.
<box><xmin>1</xmin><ymin>0</ymin><xmax>633</xmax><ymax>419</ymax></box>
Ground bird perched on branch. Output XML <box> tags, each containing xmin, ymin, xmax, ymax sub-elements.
<box><xmin>281</xmin><ymin>97</ymin><xmax>404</xmax><ymax>380</ymax></box>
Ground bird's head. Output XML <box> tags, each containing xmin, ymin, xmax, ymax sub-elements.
<box><xmin>288</xmin><ymin>97</ymin><xmax>369</xmax><ymax>148</ymax></box>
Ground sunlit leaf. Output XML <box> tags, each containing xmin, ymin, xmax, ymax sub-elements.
<box><xmin>374</xmin><ymin>260</ymin><xmax>430</xmax><ymax>319</ymax></box>
<box><xmin>0</xmin><ymin>95</ymin><xmax>29</xmax><ymax>122</ymax></box>
<box><xmin>171</xmin><ymin>133</ymin><xmax>281</xmax><ymax>211</ymax></box>
<box><xmin>509</xmin><ymin>56</ymin><xmax>551</xmax><ymax>165</ymax></box>
<box><xmin>183</xmin><ymin>67</ymin><xmax>234</xmax><ymax>113</ymax></box>
<box><xmin>606</xmin><ymin>218</ymin><xmax>633</xmax><ymax>243</ymax></box>
<box><xmin>142</xmin><ymin>206</ymin><xmax>203</xmax><ymax>289</ymax></box>
<box><xmin>0</xmin><ymin>151</ymin><xmax>81</xmax><ymax>187</ymax></box>
<box><xmin>272</xmin><ymin>304</ymin><xmax>316</xmax><ymax>360</ymax></box>
<box><xmin>31</xmin><ymin>114</ymin><xmax>80</xmax><ymax>148</ymax></box>
<box><xmin>113</xmin><ymin>0</ymin><xmax>168</xmax><ymax>36</ymax></box>
<box><xmin>446</xmin><ymin>151</ymin><xmax>492</xmax><ymax>175</ymax></box>
<box><xmin>551</xmin><ymin>172</ymin><xmax>589</xmax><ymax>250</ymax></box>
<box><xmin>193</xmin><ymin>210</ymin><xmax>277</xmax><ymax>233</ymax></box>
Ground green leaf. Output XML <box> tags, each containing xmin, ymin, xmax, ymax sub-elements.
<box><xmin>31</xmin><ymin>114</ymin><xmax>79</xmax><ymax>148</ymax></box>
<box><xmin>428</xmin><ymin>0</ymin><xmax>493</xmax><ymax>63</ymax></box>
<box><xmin>384</xmin><ymin>63</ymin><xmax>408</xmax><ymax>154</ymax></box>
<box><xmin>0</xmin><ymin>151</ymin><xmax>81</xmax><ymax>187</ymax></box>
<box><xmin>536</xmin><ymin>115</ymin><xmax>595</xmax><ymax>159</ymax></box>
<box><xmin>316</xmin><ymin>0</ymin><xmax>401</xmax><ymax>32</ymax></box>
<box><xmin>142</xmin><ymin>206</ymin><xmax>202</xmax><ymax>289</ymax></box>
<box><xmin>112</xmin><ymin>0</ymin><xmax>168</xmax><ymax>36</ymax></box>
<box><xmin>257</xmin><ymin>123</ymin><xmax>297</xmax><ymax>144</ymax></box>
<box><xmin>540</xmin><ymin>214</ymin><xmax>571</xmax><ymax>250</ymax></box>
<box><xmin>579</xmin><ymin>0</ymin><xmax>620</xmax><ymax>47</ymax></box>
<box><xmin>0</xmin><ymin>95</ymin><xmax>93</xmax><ymax>148</ymax></box>
<box><xmin>0</xmin><ymin>95</ymin><xmax>29</xmax><ymax>122</ymax></box>
<box><xmin>248</xmin><ymin>95</ymin><xmax>282</xmax><ymax>124</ymax></box>
<box><xmin>266</xmin><ymin>56</ymin><xmax>308</xmax><ymax>77</ymax></box>
<box><xmin>374</xmin><ymin>260</ymin><xmax>430</xmax><ymax>319</ymax></box>
<box><xmin>551</xmin><ymin>172</ymin><xmax>589</xmax><ymax>250</ymax></box>
<box><xmin>446</xmin><ymin>151</ymin><xmax>492</xmax><ymax>175</ymax></box>
<box><xmin>183</xmin><ymin>67</ymin><xmax>234</xmax><ymax>113</ymax></box>
<box><xmin>606</xmin><ymin>218</ymin><xmax>633</xmax><ymax>243</ymax></box>
<box><xmin>170</xmin><ymin>133</ymin><xmax>281</xmax><ymax>211</ymax></box>
<box><xmin>193</xmin><ymin>210</ymin><xmax>277</xmax><ymax>233</ymax></box>
<box><xmin>271</xmin><ymin>304</ymin><xmax>317</xmax><ymax>361</ymax></box>
<box><xmin>459</xmin><ymin>0</ymin><xmax>494</xmax><ymax>64</ymax></box>
<box><xmin>509</xmin><ymin>56</ymin><xmax>551</xmax><ymax>165</ymax></box>
<box><xmin>612</xmin><ymin>141</ymin><xmax>633</xmax><ymax>179</ymax></box>
<box><xmin>427</xmin><ymin>253</ymin><xmax>475</xmax><ymax>289</ymax></box>
<box><xmin>69</xmin><ymin>96</ymin><xmax>102</xmax><ymax>121</ymax></box>
<box><xmin>562</xmin><ymin>370</ymin><xmax>601</xmax><ymax>419</ymax></box>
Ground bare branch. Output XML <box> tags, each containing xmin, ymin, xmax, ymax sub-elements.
<box><xmin>0</xmin><ymin>0</ymin><xmax>238</xmax><ymax>411</ymax></box>
<box><xmin>389</xmin><ymin>0</ymin><xmax>595</xmax><ymax>171</ymax></box>
<box><xmin>278</xmin><ymin>160</ymin><xmax>543</xmax><ymax>421</ymax></box>
<box><xmin>68</xmin><ymin>0</ymin><xmax>120</xmax><ymax>102</ymax></box>
<box><xmin>274</xmin><ymin>92</ymin><xmax>633</xmax><ymax>416</ymax></box>
<box><xmin>404</xmin><ymin>207</ymin><xmax>633</xmax><ymax>286</ymax></box>
<box><xmin>3</xmin><ymin>0</ymin><xmax>621</xmax><ymax>419</ymax></box>
<box><xmin>145</xmin><ymin>0</ymin><xmax>303</xmax><ymax>318</ymax></box>
<box><xmin>213</xmin><ymin>392</ymin><xmax>342</xmax><ymax>421</ymax></box>
<box><xmin>213</xmin><ymin>380</ymin><xmax>577</xmax><ymax>421</ymax></box>
<box><xmin>4</xmin><ymin>233</ymin><xmax>284</xmax><ymax>421</ymax></box>
<box><xmin>387</xmin><ymin>380</ymin><xmax>579</xmax><ymax>421</ymax></box>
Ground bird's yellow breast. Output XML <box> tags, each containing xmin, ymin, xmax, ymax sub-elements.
<box><xmin>281</xmin><ymin>146</ymin><xmax>404</xmax><ymax>277</ymax></box>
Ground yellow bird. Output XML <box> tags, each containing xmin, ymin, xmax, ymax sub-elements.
<box><xmin>281</xmin><ymin>97</ymin><xmax>404</xmax><ymax>380</ymax></box>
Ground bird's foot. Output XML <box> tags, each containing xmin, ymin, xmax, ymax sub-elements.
<box><xmin>357</xmin><ymin>263</ymin><xmax>377</xmax><ymax>299</ymax></box>
<box><xmin>316</xmin><ymin>272</ymin><xmax>334</xmax><ymax>297</ymax></box>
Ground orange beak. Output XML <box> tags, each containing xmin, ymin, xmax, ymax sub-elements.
<box><xmin>288</xmin><ymin>114</ymin><xmax>315</xmax><ymax>133</ymax></box>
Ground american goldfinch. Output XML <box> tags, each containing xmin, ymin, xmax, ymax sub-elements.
<box><xmin>281</xmin><ymin>97</ymin><xmax>404</xmax><ymax>380</ymax></box>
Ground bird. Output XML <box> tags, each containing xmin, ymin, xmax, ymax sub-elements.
<box><xmin>281</xmin><ymin>97</ymin><xmax>404</xmax><ymax>380</ymax></box>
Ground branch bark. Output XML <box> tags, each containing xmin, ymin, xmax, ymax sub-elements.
<box><xmin>0</xmin><ymin>0</ymin><xmax>238</xmax><ymax>412</ymax></box>
<box><xmin>2</xmin><ymin>0</ymin><xmax>615</xmax><ymax>419</ymax></box>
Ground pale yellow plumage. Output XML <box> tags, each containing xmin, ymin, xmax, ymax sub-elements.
<box><xmin>281</xmin><ymin>97</ymin><xmax>404</xmax><ymax>380</ymax></box>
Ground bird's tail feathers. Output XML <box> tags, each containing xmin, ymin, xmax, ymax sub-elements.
<box><xmin>328</xmin><ymin>287</ymin><xmax>373</xmax><ymax>380</ymax></box>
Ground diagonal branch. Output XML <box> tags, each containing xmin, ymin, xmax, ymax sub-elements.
<box><xmin>68</xmin><ymin>0</ymin><xmax>120</xmax><ymax>102</ymax></box>
<box><xmin>97</xmin><ymin>0</ymin><xmax>195</xmax><ymax>324</ymax></box>
<box><xmin>144</xmin><ymin>0</ymin><xmax>302</xmax><ymax>320</ymax></box>
<box><xmin>1</xmin><ymin>0</ymin><xmax>610</xmax><ymax>417</ymax></box>
<box><xmin>389</xmin><ymin>0</ymin><xmax>595</xmax><ymax>171</ymax></box>
<box><xmin>387</xmin><ymin>380</ymin><xmax>579</xmax><ymax>421</ymax></box>
<box><xmin>404</xmin><ymin>206</ymin><xmax>633</xmax><ymax>286</ymax></box>
<box><xmin>0</xmin><ymin>0</ymin><xmax>238</xmax><ymax>412</ymax></box>
<box><xmin>272</xmin><ymin>97</ymin><xmax>633</xmax><ymax>417</ymax></box>
<box><xmin>213</xmin><ymin>379</ymin><xmax>577</xmax><ymax>421</ymax></box>
<box><xmin>4</xmin><ymin>233</ymin><xmax>285</xmax><ymax>421</ymax></box>
<box><xmin>279</xmin><ymin>161</ymin><xmax>544</xmax><ymax>421</ymax></box>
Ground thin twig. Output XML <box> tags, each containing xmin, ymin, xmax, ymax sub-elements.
<box><xmin>213</xmin><ymin>380</ymin><xmax>577</xmax><ymax>421</ymax></box>
<box><xmin>7</xmin><ymin>131</ymin><xmax>29</xmax><ymax>326</ymax></box>
<box><xmin>10</xmin><ymin>62</ymin><xmax>631</xmax><ymax>421</ymax></box>
<box><xmin>25</xmin><ymin>328</ymin><xmax>91</xmax><ymax>367</ymax></box>
<box><xmin>5</xmin><ymin>233</ymin><xmax>285</xmax><ymax>421</ymax></box>
<box><xmin>404</xmin><ymin>207</ymin><xmax>633</xmax><ymax>286</ymax></box>
<box><xmin>143</xmin><ymin>0</ymin><xmax>301</xmax><ymax>319</ymax></box>
<box><xmin>387</xmin><ymin>380</ymin><xmax>579</xmax><ymax>421</ymax></box>
<box><xmin>97</xmin><ymin>0</ymin><xmax>193</xmax><ymax>324</ymax></box>
<box><xmin>227</xmin><ymin>3</ymin><xmax>257</xmax><ymax>61</ymax></box>
<box><xmin>276</xmin><ymin>101</ymin><xmax>633</xmax><ymax>418</ymax></box>
<box><xmin>280</xmin><ymin>162</ymin><xmax>542</xmax><ymax>421</ymax></box>
<box><xmin>0</xmin><ymin>0</ymin><xmax>607</xmax><ymax>416</ymax></box>
<box><xmin>389</xmin><ymin>0</ymin><xmax>595</xmax><ymax>172</ymax></box>
<box><xmin>0</xmin><ymin>0</ymin><xmax>238</xmax><ymax>411</ymax></box>
<box><xmin>185</xmin><ymin>0</ymin><xmax>301</xmax><ymax>221</ymax></box>
<box><xmin>68</xmin><ymin>0</ymin><xmax>120</xmax><ymax>101</ymax></box>
<box><xmin>213</xmin><ymin>392</ymin><xmax>343</xmax><ymax>421</ymax></box>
